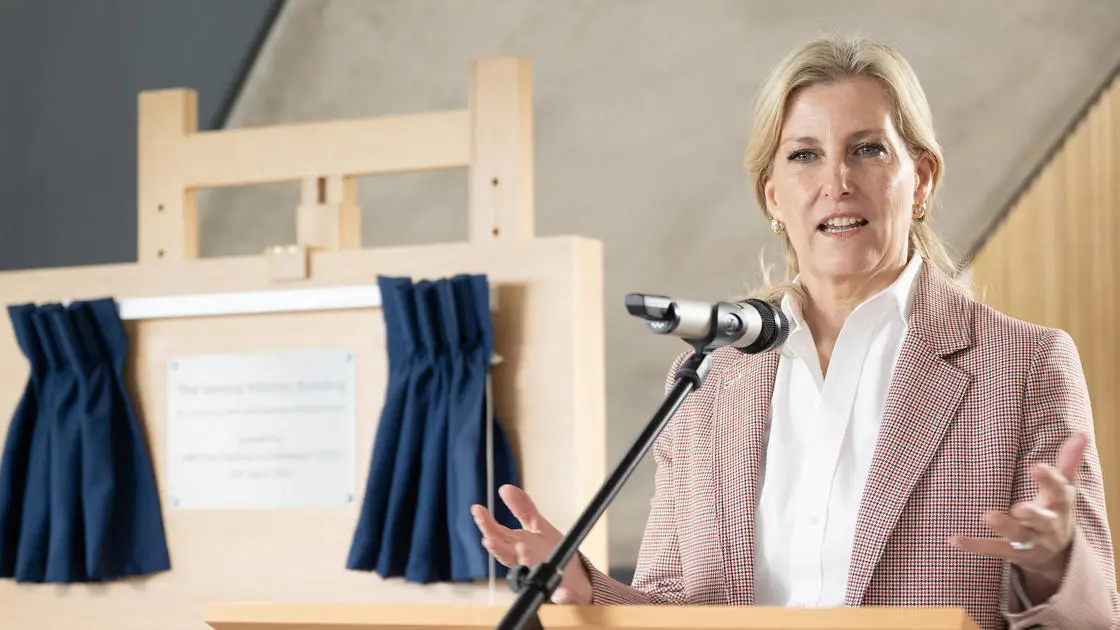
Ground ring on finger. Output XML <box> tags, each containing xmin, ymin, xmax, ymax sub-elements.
<box><xmin>1009</xmin><ymin>539</ymin><xmax>1036</xmax><ymax>552</ymax></box>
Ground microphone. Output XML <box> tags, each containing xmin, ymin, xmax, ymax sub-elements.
<box><xmin>625</xmin><ymin>293</ymin><xmax>790</xmax><ymax>354</ymax></box>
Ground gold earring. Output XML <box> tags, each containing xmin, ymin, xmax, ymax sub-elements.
<box><xmin>770</xmin><ymin>218</ymin><xmax>785</xmax><ymax>235</ymax></box>
<box><xmin>912</xmin><ymin>201</ymin><xmax>928</xmax><ymax>221</ymax></box>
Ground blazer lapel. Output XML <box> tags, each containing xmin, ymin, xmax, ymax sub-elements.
<box><xmin>715</xmin><ymin>350</ymin><xmax>778</xmax><ymax>605</ymax></box>
<box><xmin>845</xmin><ymin>265</ymin><xmax>974</xmax><ymax>605</ymax></box>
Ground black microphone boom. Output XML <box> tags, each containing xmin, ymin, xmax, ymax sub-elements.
<box><xmin>495</xmin><ymin>293</ymin><xmax>789</xmax><ymax>630</ymax></box>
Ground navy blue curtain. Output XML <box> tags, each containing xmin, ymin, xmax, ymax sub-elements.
<box><xmin>445</xmin><ymin>274</ymin><xmax>519</xmax><ymax>581</ymax></box>
<box><xmin>346</xmin><ymin>277</ymin><xmax>413</xmax><ymax>574</ymax></box>
<box><xmin>347</xmin><ymin>274</ymin><xmax>519</xmax><ymax>584</ymax></box>
<box><xmin>0</xmin><ymin>298</ymin><xmax>170</xmax><ymax>583</ymax></box>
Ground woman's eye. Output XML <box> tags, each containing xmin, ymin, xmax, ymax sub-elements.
<box><xmin>857</xmin><ymin>143</ymin><xmax>887</xmax><ymax>157</ymax></box>
<box><xmin>787</xmin><ymin>149</ymin><xmax>815</xmax><ymax>163</ymax></box>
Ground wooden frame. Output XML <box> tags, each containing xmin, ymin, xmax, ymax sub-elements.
<box><xmin>0</xmin><ymin>58</ymin><xmax>607</xmax><ymax>630</ymax></box>
<box><xmin>138</xmin><ymin>57</ymin><xmax>533</xmax><ymax>261</ymax></box>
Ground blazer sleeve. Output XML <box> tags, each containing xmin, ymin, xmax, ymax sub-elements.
<box><xmin>1004</xmin><ymin>328</ymin><xmax>1120</xmax><ymax>629</ymax></box>
<box><xmin>578</xmin><ymin>352</ymin><xmax>691</xmax><ymax>605</ymax></box>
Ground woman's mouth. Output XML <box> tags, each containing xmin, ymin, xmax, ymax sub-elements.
<box><xmin>818</xmin><ymin>216</ymin><xmax>869</xmax><ymax>234</ymax></box>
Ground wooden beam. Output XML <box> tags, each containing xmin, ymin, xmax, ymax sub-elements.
<box><xmin>181</xmin><ymin>110</ymin><xmax>471</xmax><ymax>188</ymax></box>
<box><xmin>138</xmin><ymin>89</ymin><xmax>198</xmax><ymax>262</ymax></box>
<box><xmin>469</xmin><ymin>58</ymin><xmax>534</xmax><ymax>242</ymax></box>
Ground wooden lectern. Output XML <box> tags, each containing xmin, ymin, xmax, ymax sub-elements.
<box><xmin>204</xmin><ymin>603</ymin><xmax>981</xmax><ymax>630</ymax></box>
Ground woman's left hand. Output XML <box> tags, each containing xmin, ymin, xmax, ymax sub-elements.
<box><xmin>950</xmin><ymin>432</ymin><xmax>1088</xmax><ymax>598</ymax></box>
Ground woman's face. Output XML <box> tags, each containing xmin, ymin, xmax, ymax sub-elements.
<box><xmin>764</xmin><ymin>76</ymin><xmax>934</xmax><ymax>286</ymax></box>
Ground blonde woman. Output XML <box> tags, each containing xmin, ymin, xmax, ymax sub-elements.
<box><xmin>473</xmin><ymin>34</ymin><xmax>1118</xmax><ymax>629</ymax></box>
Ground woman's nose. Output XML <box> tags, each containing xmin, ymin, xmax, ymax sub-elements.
<box><xmin>821</xmin><ymin>160</ymin><xmax>852</xmax><ymax>199</ymax></box>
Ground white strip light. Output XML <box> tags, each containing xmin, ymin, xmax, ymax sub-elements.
<box><xmin>114</xmin><ymin>283</ymin><xmax>497</xmax><ymax>321</ymax></box>
<box><xmin>116</xmin><ymin>285</ymin><xmax>384</xmax><ymax>321</ymax></box>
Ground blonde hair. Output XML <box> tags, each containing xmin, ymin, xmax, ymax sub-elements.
<box><xmin>744</xmin><ymin>33</ymin><xmax>959</xmax><ymax>305</ymax></box>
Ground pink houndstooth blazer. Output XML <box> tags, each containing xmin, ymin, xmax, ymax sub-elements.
<box><xmin>583</xmin><ymin>263</ymin><xmax>1119</xmax><ymax>629</ymax></box>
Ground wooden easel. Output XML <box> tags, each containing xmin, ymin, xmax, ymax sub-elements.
<box><xmin>0</xmin><ymin>58</ymin><xmax>608</xmax><ymax>630</ymax></box>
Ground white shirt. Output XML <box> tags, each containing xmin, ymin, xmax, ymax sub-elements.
<box><xmin>753</xmin><ymin>254</ymin><xmax>924</xmax><ymax>607</ymax></box>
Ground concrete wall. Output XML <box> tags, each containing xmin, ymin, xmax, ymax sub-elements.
<box><xmin>197</xmin><ymin>0</ymin><xmax>1120</xmax><ymax>570</ymax></box>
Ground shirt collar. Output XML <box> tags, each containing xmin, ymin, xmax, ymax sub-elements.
<box><xmin>780</xmin><ymin>253</ymin><xmax>924</xmax><ymax>339</ymax></box>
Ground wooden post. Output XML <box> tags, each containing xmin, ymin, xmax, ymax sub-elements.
<box><xmin>137</xmin><ymin>89</ymin><xmax>198</xmax><ymax>262</ymax></box>
<box><xmin>469</xmin><ymin>58</ymin><xmax>534</xmax><ymax>243</ymax></box>
<box><xmin>296</xmin><ymin>175</ymin><xmax>361</xmax><ymax>251</ymax></box>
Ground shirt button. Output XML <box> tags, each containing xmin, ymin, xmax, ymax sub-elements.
<box><xmin>806</xmin><ymin>516</ymin><xmax>820</xmax><ymax>526</ymax></box>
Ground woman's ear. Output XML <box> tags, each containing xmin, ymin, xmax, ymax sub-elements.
<box><xmin>913</xmin><ymin>152</ymin><xmax>936</xmax><ymax>206</ymax></box>
<box><xmin>764</xmin><ymin>175</ymin><xmax>782</xmax><ymax>222</ymax></box>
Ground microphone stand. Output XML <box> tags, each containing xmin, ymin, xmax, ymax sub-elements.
<box><xmin>494</xmin><ymin>348</ymin><xmax>713</xmax><ymax>630</ymax></box>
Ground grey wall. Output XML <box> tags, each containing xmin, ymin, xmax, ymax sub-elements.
<box><xmin>207</xmin><ymin>0</ymin><xmax>1120</xmax><ymax>573</ymax></box>
<box><xmin>0</xmin><ymin>0</ymin><xmax>281</xmax><ymax>271</ymax></box>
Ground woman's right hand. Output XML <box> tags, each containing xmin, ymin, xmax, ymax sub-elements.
<box><xmin>470</xmin><ymin>484</ymin><xmax>593</xmax><ymax>605</ymax></box>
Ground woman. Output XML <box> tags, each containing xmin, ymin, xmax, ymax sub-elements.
<box><xmin>472</xmin><ymin>33</ymin><xmax>1118</xmax><ymax>629</ymax></box>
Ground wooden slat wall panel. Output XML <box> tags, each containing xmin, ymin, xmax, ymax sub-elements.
<box><xmin>970</xmin><ymin>71</ymin><xmax>1120</xmax><ymax>574</ymax></box>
